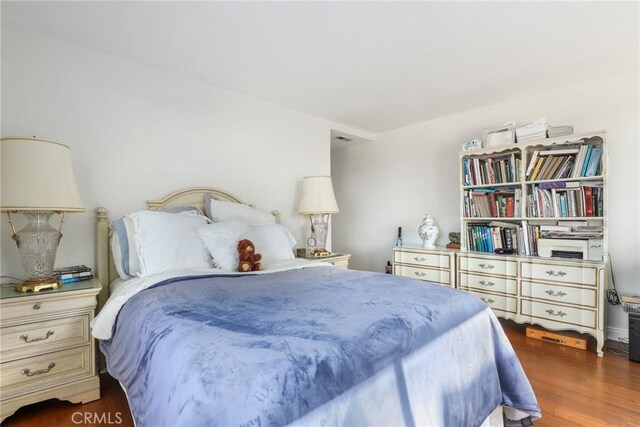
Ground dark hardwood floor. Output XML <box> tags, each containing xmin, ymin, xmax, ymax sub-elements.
<box><xmin>3</xmin><ymin>321</ymin><xmax>639</xmax><ymax>426</ymax></box>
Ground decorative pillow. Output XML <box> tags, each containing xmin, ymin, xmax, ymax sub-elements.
<box><xmin>245</xmin><ymin>224</ymin><xmax>296</xmax><ymax>261</ymax></box>
<box><xmin>129</xmin><ymin>210</ymin><xmax>211</xmax><ymax>276</ymax></box>
<box><xmin>206</xmin><ymin>196</ymin><xmax>275</xmax><ymax>225</ymax></box>
<box><xmin>197</xmin><ymin>217</ymin><xmax>249</xmax><ymax>271</ymax></box>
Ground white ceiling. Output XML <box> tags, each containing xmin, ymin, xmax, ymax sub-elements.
<box><xmin>2</xmin><ymin>1</ymin><xmax>638</xmax><ymax>133</ymax></box>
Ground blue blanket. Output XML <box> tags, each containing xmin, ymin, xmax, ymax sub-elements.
<box><xmin>100</xmin><ymin>267</ymin><xmax>539</xmax><ymax>426</ymax></box>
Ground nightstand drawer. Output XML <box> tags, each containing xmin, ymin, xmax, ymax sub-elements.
<box><xmin>521</xmin><ymin>262</ymin><xmax>598</xmax><ymax>286</ymax></box>
<box><xmin>0</xmin><ymin>294</ymin><xmax>97</xmax><ymax>322</ymax></box>
<box><xmin>1</xmin><ymin>315</ymin><xmax>90</xmax><ymax>362</ymax></box>
<box><xmin>459</xmin><ymin>273</ymin><xmax>517</xmax><ymax>295</ymax></box>
<box><xmin>521</xmin><ymin>281</ymin><xmax>596</xmax><ymax>308</ymax></box>
<box><xmin>394</xmin><ymin>251</ymin><xmax>450</xmax><ymax>269</ymax></box>
<box><xmin>0</xmin><ymin>346</ymin><xmax>92</xmax><ymax>397</ymax></box>
<box><xmin>458</xmin><ymin>255</ymin><xmax>517</xmax><ymax>277</ymax></box>
<box><xmin>394</xmin><ymin>265</ymin><xmax>450</xmax><ymax>285</ymax></box>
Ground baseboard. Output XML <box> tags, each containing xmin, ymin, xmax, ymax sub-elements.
<box><xmin>607</xmin><ymin>326</ymin><xmax>628</xmax><ymax>341</ymax></box>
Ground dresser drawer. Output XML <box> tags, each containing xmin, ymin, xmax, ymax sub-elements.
<box><xmin>458</xmin><ymin>255</ymin><xmax>517</xmax><ymax>277</ymax></box>
<box><xmin>521</xmin><ymin>281</ymin><xmax>596</xmax><ymax>308</ymax></box>
<box><xmin>467</xmin><ymin>290</ymin><xmax>517</xmax><ymax>314</ymax></box>
<box><xmin>521</xmin><ymin>262</ymin><xmax>598</xmax><ymax>287</ymax></box>
<box><xmin>0</xmin><ymin>346</ymin><xmax>92</xmax><ymax>397</ymax></box>
<box><xmin>394</xmin><ymin>250</ymin><xmax>451</xmax><ymax>270</ymax></box>
<box><xmin>459</xmin><ymin>272</ymin><xmax>517</xmax><ymax>295</ymax></box>
<box><xmin>394</xmin><ymin>265</ymin><xmax>450</xmax><ymax>285</ymax></box>
<box><xmin>521</xmin><ymin>300</ymin><xmax>596</xmax><ymax>329</ymax></box>
<box><xmin>0</xmin><ymin>294</ymin><xmax>98</xmax><ymax>323</ymax></box>
<box><xmin>1</xmin><ymin>315</ymin><xmax>90</xmax><ymax>362</ymax></box>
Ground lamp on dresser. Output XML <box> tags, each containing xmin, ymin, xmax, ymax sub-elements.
<box><xmin>298</xmin><ymin>176</ymin><xmax>339</xmax><ymax>257</ymax></box>
<box><xmin>1</xmin><ymin>137</ymin><xmax>85</xmax><ymax>292</ymax></box>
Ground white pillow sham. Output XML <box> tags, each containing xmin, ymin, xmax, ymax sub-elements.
<box><xmin>111</xmin><ymin>207</ymin><xmax>208</xmax><ymax>280</ymax></box>
<box><xmin>245</xmin><ymin>224</ymin><xmax>296</xmax><ymax>261</ymax></box>
<box><xmin>207</xmin><ymin>198</ymin><xmax>275</xmax><ymax>225</ymax></box>
<box><xmin>130</xmin><ymin>210</ymin><xmax>212</xmax><ymax>276</ymax></box>
<box><xmin>197</xmin><ymin>217</ymin><xmax>249</xmax><ymax>271</ymax></box>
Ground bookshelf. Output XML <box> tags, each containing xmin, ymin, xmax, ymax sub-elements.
<box><xmin>457</xmin><ymin>130</ymin><xmax>608</xmax><ymax>356</ymax></box>
<box><xmin>459</xmin><ymin>130</ymin><xmax>607</xmax><ymax>258</ymax></box>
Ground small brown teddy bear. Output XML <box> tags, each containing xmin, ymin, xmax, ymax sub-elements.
<box><xmin>237</xmin><ymin>239</ymin><xmax>263</xmax><ymax>272</ymax></box>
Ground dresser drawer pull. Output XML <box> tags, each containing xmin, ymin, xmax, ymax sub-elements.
<box><xmin>545</xmin><ymin>270</ymin><xmax>567</xmax><ymax>277</ymax></box>
<box><xmin>21</xmin><ymin>362</ymin><xmax>55</xmax><ymax>377</ymax></box>
<box><xmin>478</xmin><ymin>263</ymin><xmax>495</xmax><ymax>270</ymax></box>
<box><xmin>413</xmin><ymin>257</ymin><xmax>426</xmax><ymax>262</ymax></box>
<box><xmin>480</xmin><ymin>297</ymin><xmax>495</xmax><ymax>305</ymax></box>
<box><xmin>478</xmin><ymin>280</ymin><xmax>495</xmax><ymax>287</ymax></box>
<box><xmin>32</xmin><ymin>303</ymin><xmax>41</xmax><ymax>310</ymax></box>
<box><xmin>20</xmin><ymin>330</ymin><xmax>54</xmax><ymax>343</ymax></box>
<box><xmin>414</xmin><ymin>272</ymin><xmax>426</xmax><ymax>277</ymax></box>
<box><xmin>544</xmin><ymin>290</ymin><xmax>567</xmax><ymax>298</ymax></box>
<box><xmin>545</xmin><ymin>309</ymin><xmax>567</xmax><ymax>317</ymax></box>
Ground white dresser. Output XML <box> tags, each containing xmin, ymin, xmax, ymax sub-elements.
<box><xmin>0</xmin><ymin>279</ymin><xmax>102</xmax><ymax>422</ymax></box>
<box><xmin>297</xmin><ymin>253</ymin><xmax>351</xmax><ymax>269</ymax></box>
<box><xmin>392</xmin><ymin>247</ymin><xmax>456</xmax><ymax>287</ymax></box>
<box><xmin>457</xmin><ymin>253</ymin><xmax>606</xmax><ymax>355</ymax></box>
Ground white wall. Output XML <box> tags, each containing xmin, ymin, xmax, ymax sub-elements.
<box><xmin>332</xmin><ymin>72</ymin><xmax>640</xmax><ymax>333</ymax></box>
<box><xmin>0</xmin><ymin>25</ymin><xmax>352</xmax><ymax>277</ymax></box>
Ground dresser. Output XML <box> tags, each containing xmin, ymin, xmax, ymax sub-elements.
<box><xmin>392</xmin><ymin>247</ymin><xmax>456</xmax><ymax>287</ymax></box>
<box><xmin>0</xmin><ymin>279</ymin><xmax>102</xmax><ymax>422</ymax></box>
<box><xmin>457</xmin><ymin>252</ymin><xmax>605</xmax><ymax>355</ymax></box>
<box><xmin>297</xmin><ymin>253</ymin><xmax>351</xmax><ymax>269</ymax></box>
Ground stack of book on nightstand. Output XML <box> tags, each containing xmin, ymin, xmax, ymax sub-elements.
<box><xmin>53</xmin><ymin>265</ymin><xmax>93</xmax><ymax>284</ymax></box>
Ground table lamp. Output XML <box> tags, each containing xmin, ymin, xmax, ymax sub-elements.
<box><xmin>298</xmin><ymin>176</ymin><xmax>339</xmax><ymax>257</ymax></box>
<box><xmin>1</xmin><ymin>137</ymin><xmax>85</xmax><ymax>292</ymax></box>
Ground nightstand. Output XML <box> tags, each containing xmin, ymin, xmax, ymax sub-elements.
<box><xmin>297</xmin><ymin>253</ymin><xmax>351</xmax><ymax>269</ymax></box>
<box><xmin>0</xmin><ymin>278</ymin><xmax>102</xmax><ymax>422</ymax></box>
<box><xmin>392</xmin><ymin>246</ymin><xmax>457</xmax><ymax>287</ymax></box>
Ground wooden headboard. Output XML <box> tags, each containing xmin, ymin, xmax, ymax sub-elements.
<box><xmin>94</xmin><ymin>187</ymin><xmax>280</xmax><ymax>311</ymax></box>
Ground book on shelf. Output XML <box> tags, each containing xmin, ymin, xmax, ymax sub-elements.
<box><xmin>463</xmin><ymin>187</ymin><xmax>521</xmax><ymax>218</ymax></box>
<box><xmin>463</xmin><ymin>154</ymin><xmax>519</xmax><ymax>186</ymax></box>
<box><xmin>465</xmin><ymin>221</ymin><xmax>540</xmax><ymax>256</ymax></box>
<box><xmin>527</xmin><ymin>183</ymin><xmax>603</xmax><ymax>218</ymax></box>
<box><xmin>527</xmin><ymin>139</ymin><xmax>602</xmax><ymax>181</ymax></box>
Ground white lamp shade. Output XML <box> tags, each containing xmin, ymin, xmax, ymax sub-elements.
<box><xmin>298</xmin><ymin>176</ymin><xmax>339</xmax><ymax>214</ymax></box>
<box><xmin>1</xmin><ymin>137</ymin><xmax>85</xmax><ymax>212</ymax></box>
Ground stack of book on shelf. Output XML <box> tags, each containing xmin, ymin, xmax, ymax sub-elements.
<box><xmin>548</xmin><ymin>125</ymin><xmax>573</xmax><ymax>138</ymax></box>
<box><xmin>463</xmin><ymin>153</ymin><xmax>519</xmax><ymax>186</ymax></box>
<box><xmin>527</xmin><ymin>181</ymin><xmax>603</xmax><ymax>218</ymax></box>
<box><xmin>463</xmin><ymin>187</ymin><xmax>521</xmax><ymax>218</ymax></box>
<box><xmin>465</xmin><ymin>220</ymin><xmax>540</xmax><ymax>256</ymax></box>
<box><xmin>53</xmin><ymin>265</ymin><xmax>93</xmax><ymax>284</ymax></box>
<box><xmin>526</xmin><ymin>140</ymin><xmax>602</xmax><ymax>181</ymax></box>
<box><xmin>516</xmin><ymin>119</ymin><xmax>548</xmax><ymax>142</ymax></box>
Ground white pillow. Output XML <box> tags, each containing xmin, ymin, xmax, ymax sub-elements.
<box><xmin>197</xmin><ymin>217</ymin><xmax>249</xmax><ymax>271</ymax></box>
<box><xmin>245</xmin><ymin>224</ymin><xmax>296</xmax><ymax>261</ymax></box>
<box><xmin>130</xmin><ymin>210</ymin><xmax>212</xmax><ymax>276</ymax></box>
<box><xmin>207</xmin><ymin>199</ymin><xmax>275</xmax><ymax>225</ymax></box>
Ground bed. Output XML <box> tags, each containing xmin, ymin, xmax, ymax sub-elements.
<box><xmin>92</xmin><ymin>188</ymin><xmax>540</xmax><ymax>427</ymax></box>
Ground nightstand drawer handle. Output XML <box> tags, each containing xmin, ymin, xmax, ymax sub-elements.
<box><xmin>545</xmin><ymin>290</ymin><xmax>567</xmax><ymax>298</ymax></box>
<box><xmin>413</xmin><ymin>257</ymin><xmax>426</xmax><ymax>262</ymax></box>
<box><xmin>21</xmin><ymin>362</ymin><xmax>55</xmax><ymax>377</ymax></box>
<box><xmin>545</xmin><ymin>270</ymin><xmax>567</xmax><ymax>277</ymax></box>
<box><xmin>414</xmin><ymin>272</ymin><xmax>426</xmax><ymax>277</ymax></box>
<box><xmin>478</xmin><ymin>280</ymin><xmax>495</xmax><ymax>287</ymax></box>
<box><xmin>545</xmin><ymin>309</ymin><xmax>567</xmax><ymax>317</ymax></box>
<box><xmin>480</xmin><ymin>297</ymin><xmax>495</xmax><ymax>305</ymax></box>
<box><xmin>32</xmin><ymin>303</ymin><xmax>41</xmax><ymax>310</ymax></box>
<box><xmin>20</xmin><ymin>330</ymin><xmax>54</xmax><ymax>343</ymax></box>
<box><xmin>478</xmin><ymin>263</ymin><xmax>495</xmax><ymax>270</ymax></box>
